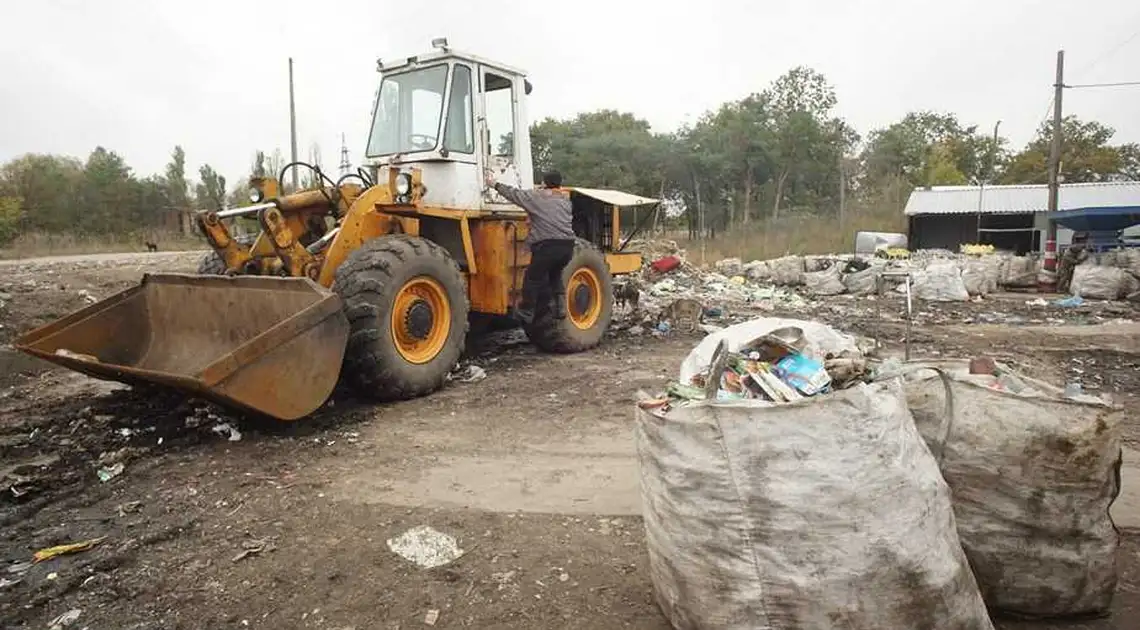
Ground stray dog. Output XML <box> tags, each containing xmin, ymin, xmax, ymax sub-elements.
<box><xmin>614</xmin><ymin>279</ymin><xmax>641</xmax><ymax>312</ymax></box>
<box><xmin>145</xmin><ymin>241</ymin><xmax>158</xmax><ymax>252</ymax></box>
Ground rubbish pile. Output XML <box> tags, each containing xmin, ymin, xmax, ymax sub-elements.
<box><xmin>634</xmin><ymin>317</ymin><xmax>1124</xmax><ymax>629</ymax></box>
<box><xmin>656</xmin><ymin>322</ymin><xmax>867</xmax><ymax>405</ymax></box>
<box><xmin>635</xmin><ymin>317</ymin><xmax>994</xmax><ymax>629</ymax></box>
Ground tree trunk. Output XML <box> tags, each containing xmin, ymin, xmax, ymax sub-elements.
<box><xmin>743</xmin><ymin>170</ymin><xmax>753</xmax><ymax>226</ymax></box>
<box><xmin>695</xmin><ymin>176</ymin><xmax>704</xmax><ymax>241</ymax></box>
<box><xmin>838</xmin><ymin>157</ymin><xmax>846</xmax><ymax>221</ymax></box>
<box><xmin>774</xmin><ymin>169</ymin><xmax>790</xmax><ymax>220</ymax></box>
<box><xmin>653</xmin><ymin>178</ymin><xmax>665</xmax><ymax>234</ymax></box>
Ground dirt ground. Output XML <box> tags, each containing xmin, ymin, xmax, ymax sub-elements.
<box><xmin>1</xmin><ymin>251</ymin><xmax>1139</xmax><ymax>629</ymax></box>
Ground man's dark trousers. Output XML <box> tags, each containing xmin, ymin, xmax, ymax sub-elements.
<box><xmin>520</xmin><ymin>239</ymin><xmax>576</xmax><ymax>319</ymax></box>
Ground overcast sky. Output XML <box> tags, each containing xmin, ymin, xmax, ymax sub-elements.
<box><xmin>2</xmin><ymin>0</ymin><xmax>1138</xmax><ymax>186</ymax></box>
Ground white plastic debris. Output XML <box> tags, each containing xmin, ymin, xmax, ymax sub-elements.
<box><xmin>452</xmin><ymin>365</ymin><xmax>487</xmax><ymax>383</ymax></box>
<box><xmin>424</xmin><ymin>609</ymin><xmax>440</xmax><ymax>626</ymax></box>
<box><xmin>96</xmin><ymin>462</ymin><xmax>124</xmax><ymax>483</ymax></box>
<box><xmin>48</xmin><ymin>608</ymin><xmax>82</xmax><ymax>629</ymax></box>
<box><xmin>211</xmin><ymin>423</ymin><xmax>243</xmax><ymax>442</ymax></box>
<box><xmin>387</xmin><ymin>525</ymin><xmax>465</xmax><ymax>568</ymax></box>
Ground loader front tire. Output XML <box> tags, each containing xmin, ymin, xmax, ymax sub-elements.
<box><xmin>525</xmin><ymin>241</ymin><xmax>613</xmax><ymax>354</ymax></box>
<box><xmin>333</xmin><ymin>235</ymin><xmax>469</xmax><ymax>401</ymax></box>
<box><xmin>196</xmin><ymin>252</ymin><xmax>227</xmax><ymax>275</ymax></box>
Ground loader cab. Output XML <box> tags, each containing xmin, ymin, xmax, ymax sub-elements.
<box><xmin>364</xmin><ymin>42</ymin><xmax>535</xmax><ymax>210</ymax></box>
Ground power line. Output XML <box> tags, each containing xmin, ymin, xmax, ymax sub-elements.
<box><xmin>1066</xmin><ymin>80</ymin><xmax>1140</xmax><ymax>89</ymax></box>
<box><xmin>1071</xmin><ymin>25</ymin><xmax>1140</xmax><ymax>77</ymax></box>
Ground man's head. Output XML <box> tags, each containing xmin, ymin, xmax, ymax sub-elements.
<box><xmin>540</xmin><ymin>171</ymin><xmax>563</xmax><ymax>189</ymax></box>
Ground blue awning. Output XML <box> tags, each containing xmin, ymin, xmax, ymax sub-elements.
<box><xmin>1051</xmin><ymin>206</ymin><xmax>1140</xmax><ymax>232</ymax></box>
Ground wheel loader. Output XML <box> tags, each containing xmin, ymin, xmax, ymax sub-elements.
<box><xmin>14</xmin><ymin>41</ymin><xmax>656</xmax><ymax>421</ymax></box>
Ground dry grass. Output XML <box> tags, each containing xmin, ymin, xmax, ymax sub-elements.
<box><xmin>671</xmin><ymin>204</ymin><xmax>906</xmax><ymax>266</ymax></box>
<box><xmin>0</xmin><ymin>231</ymin><xmax>204</xmax><ymax>260</ymax></box>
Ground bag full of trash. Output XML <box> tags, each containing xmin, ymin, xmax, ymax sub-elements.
<box><xmin>767</xmin><ymin>256</ymin><xmax>804</xmax><ymax>286</ymax></box>
<box><xmin>714</xmin><ymin>257</ymin><xmax>744</xmax><ymax>277</ymax></box>
<box><xmin>802</xmin><ymin>264</ymin><xmax>845</xmax><ymax>296</ymax></box>
<box><xmin>913</xmin><ymin>262</ymin><xmax>969</xmax><ymax>302</ymax></box>
<box><xmin>961</xmin><ymin>259</ymin><xmax>992</xmax><ymax>296</ymax></box>
<box><xmin>638</xmin><ymin>319</ymin><xmax>993</xmax><ymax>630</ymax></box>
<box><xmin>1071</xmin><ymin>263</ymin><xmax>1128</xmax><ymax>300</ymax></box>
<box><xmin>1000</xmin><ymin>255</ymin><xmax>1038</xmax><ymax>288</ymax></box>
<box><xmin>802</xmin><ymin>255</ymin><xmax>831</xmax><ymax>273</ymax></box>
<box><xmin>842</xmin><ymin>267</ymin><xmax>878</xmax><ymax>295</ymax></box>
<box><xmin>743</xmin><ymin>260</ymin><xmax>771</xmax><ymax>282</ymax></box>
<box><xmin>904</xmin><ymin>361</ymin><xmax>1122</xmax><ymax>618</ymax></box>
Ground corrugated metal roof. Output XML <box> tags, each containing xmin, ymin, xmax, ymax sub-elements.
<box><xmin>570</xmin><ymin>187</ymin><xmax>659</xmax><ymax>207</ymax></box>
<box><xmin>903</xmin><ymin>181</ymin><xmax>1140</xmax><ymax>216</ymax></box>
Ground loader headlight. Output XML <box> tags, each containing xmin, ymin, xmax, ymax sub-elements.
<box><xmin>395</xmin><ymin>172</ymin><xmax>412</xmax><ymax>196</ymax></box>
<box><xmin>248</xmin><ymin>188</ymin><xmax>264</xmax><ymax>203</ymax></box>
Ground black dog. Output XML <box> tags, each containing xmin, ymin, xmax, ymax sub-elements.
<box><xmin>145</xmin><ymin>241</ymin><xmax>158</xmax><ymax>252</ymax></box>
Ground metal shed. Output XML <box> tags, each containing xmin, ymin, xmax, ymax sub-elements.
<box><xmin>903</xmin><ymin>181</ymin><xmax>1140</xmax><ymax>253</ymax></box>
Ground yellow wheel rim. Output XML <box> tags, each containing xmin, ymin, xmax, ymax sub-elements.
<box><xmin>567</xmin><ymin>267</ymin><xmax>603</xmax><ymax>330</ymax></box>
<box><xmin>390</xmin><ymin>276</ymin><xmax>451</xmax><ymax>364</ymax></box>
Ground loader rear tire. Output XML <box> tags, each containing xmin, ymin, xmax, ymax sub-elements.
<box><xmin>525</xmin><ymin>240</ymin><xmax>613</xmax><ymax>354</ymax></box>
<box><xmin>333</xmin><ymin>235</ymin><xmax>469</xmax><ymax>401</ymax></box>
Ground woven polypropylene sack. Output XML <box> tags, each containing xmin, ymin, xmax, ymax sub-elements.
<box><xmin>1072</xmin><ymin>264</ymin><xmax>1127</xmax><ymax>300</ymax></box>
<box><xmin>803</xmin><ymin>264</ymin><xmax>845</xmax><ymax>296</ymax></box>
<box><xmin>914</xmin><ymin>262</ymin><xmax>969</xmax><ymax>302</ymax></box>
<box><xmin>961</xmin><ymin>260</ymin><xmax>994</xmax><ymax>296</ymax></box>
<box><xmin>768</xmin><ymin>256</ymin><xmax>804</xmax><ymax>286</ymax></box>
<box><xmin>635</xmin><ymin>379</ymin><xmax>993</xmax><ymax>630</ymax></box>
<box><xmin>843</xmin><ymin>267</ymin><xmax>878</xmax><ymax>295</ymax></box>
<box><xmin>905</xmin><ymin>363</ymin><xmax>1122</xmax><ymax>618</ymax></box>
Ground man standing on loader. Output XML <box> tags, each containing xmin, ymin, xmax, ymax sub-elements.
<box><xmin>484</xmin><ymin>169</ymin><xmax>576</xmax><ymax>323</ymax></box>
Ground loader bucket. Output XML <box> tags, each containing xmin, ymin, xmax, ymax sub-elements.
<box><xmin>13</xmin><ymin>274</ymin><xmax>349</xmax><ymax>421</ymax></box>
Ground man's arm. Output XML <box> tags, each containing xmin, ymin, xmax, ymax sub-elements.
<box><xmin>484</xmin><ymin>169</ymin><xmax>537</xmax><ymax>212</ymax></box>
<box><xmin>493</xmin><ymin>182</ymin><xmax>537</xmax><ymax>208</ymax></box>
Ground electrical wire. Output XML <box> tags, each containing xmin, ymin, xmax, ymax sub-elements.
<box><xmin>1066</xmin><ymin>80</ymin><xmax>1140</xmax><ymax>89</ymax></box>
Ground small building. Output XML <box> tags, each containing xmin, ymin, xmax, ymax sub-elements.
<box><xmin>904</xmin><ymin>181</ymin><xmax>1140</xmax><ymax>253</ymax></box>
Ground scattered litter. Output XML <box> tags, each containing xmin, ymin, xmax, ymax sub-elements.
<box><xmin>48</xmin><ymin>609</ymin><xmax>82</xmax><ymax>629</ymax></box>
<box><xmin>97</xmin><ymin>462</ymin><xmax>125</xmax><ymax>482</ymax></box>
<box><xmin>655</xmin><ymin>321</ymin><xmax>671</xmax><ymax>334</ymax></box>
<box><xmin>211</xmin><ymin>423</ymin><xmax>243</xmax><ymax>442</ymax></box>
<box><xmin>231</xmin><ymin>538</ymin><xmax>275</xmax><ymax>562</ymax></box>
<box><xmin>117</xmin><ymin>501</ymin><xmax>143</xmax><ymax>516</ymax></box>
<box><xmin>117</xmin><ymin>427</ymin><xmax>133</xmax><ymax>438</ymax></box>
<box><xmin>387</xmin><ymin>526</ymin><xmax>465</xmax><ymax>568</ymax></box>
<box><xmin>1053</xmin><ymin>295</ymin><xmax>1085</xmax><ymax>308</ymax></box>
<box><xmin>452</xmin><ymin>364</ymin><xmax>487</xmax><ymax>383</ymax></box>
<box><xmin>6</xmin><ymin>561</ymin><xmax>33</xmax><ymax>575</ymax></box>
<box><xmin>0</xmin><ymin>577</ymin><xmax>19</xmax><ymax>590</ymax></box>
<box><xmin>424</xmin><ymin>609</ymin><xmax>440</xmax><ymax>626</ymax></box>
<box><xmin>34</xmin><ymin>537</ymin><xmax>107</xmax><ymax>563</ymax></box>
<box><xmin>1025</xmin><ymin>298</ymin><xmax>1049</xmax><ymax>307</ymax></box>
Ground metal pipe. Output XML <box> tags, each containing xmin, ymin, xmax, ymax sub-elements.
<box><xmin>306</xmin><ymin>227</ymin><xmax>341</xmax><ymax>254</ymax></box>
<box><xmin>217</xmin><ymin>202</ymin><xmax>277</xmax><ymax>219</ymax></box>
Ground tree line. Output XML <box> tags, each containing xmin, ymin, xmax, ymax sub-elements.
<box><xmin>2</xmin><ymin>65</ymin><xmax>1137</xmax><ymax>246</ymax></box>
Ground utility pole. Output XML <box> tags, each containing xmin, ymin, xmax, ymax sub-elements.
<box><xmin>1044</xmin><ymin>50</ymin><xmax>1064</xmax><ymax>276</ymax></box>
<box><xmin>975</xmin><ymin>120</ymin><xmax>1001</xmax><ymax>242</ymax></box>
<box><xmin>288</xmin><ymin>57</ymin><xmax>300</xmax><ymax>191</ymax></box>
<box><xmin>1047</xmin><ymin>50</ymin><xmax>1065</xmax><ymax>215</ymax></box>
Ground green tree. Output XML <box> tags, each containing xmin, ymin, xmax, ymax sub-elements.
<box><xmin>0</xmin><ymin>154</ymin><xmax>84</xmax><ymax>232</ymax></box>
<box><xmin>195</xmin><ymin>164</ymin><xmax>227</xmax><ymax>209</ymax></box>
<box><xmin>163</xmin><ymin>146</ymin><xmax>190</xmax><ymax>210</ymax></box>
<box><xmin>0</xmin><ymin>196</ymin><xmax>23</xmax><ymax>245</ymax></box>
<box><xmin>1001</xmin><ymin>116</ymin><xmax>1133</xmax><ymax>184</ymax></box>
<box><xmin>80</xmin><ymin>147</ymin><xmax>135</xmax><ymax>234</ymax></box>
